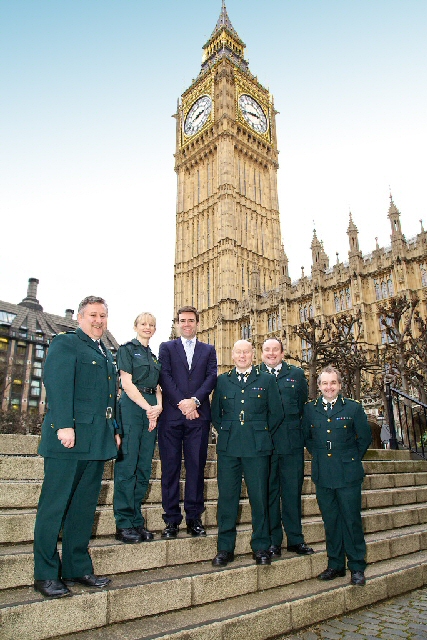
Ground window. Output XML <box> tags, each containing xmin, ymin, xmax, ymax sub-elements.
<box><xmin>374</xmin><ymin>276</ymin><xmax>394</xmax><ymax>301</ymax></box>
<box><xmin>380</xmin><ymin>315</ymin><xmax>394</xmax><ymax>344</ymax></box>
<box><xmin>0</xmin><ymin>337</ymin><xmax>9</xmax><ymax>351</ymax></box>
<box><xmin>30</xmin><ymin>379</ymin><xmax>41</xmax><ymax>397</ymax></box>
<box><xmin>299</xmin><ymin>305</ymin><xmax>313</xmax><ymax>322</ymax></box>
<box><xmin>0</xmin><ymin>311</ymin><xmax>16</xmax><ymax>324</ymax></box>
<box><xmin>334</xmin><ymin>287</ymin><xmax>352</xmax><ymax>312</ymax></box>
<box><xmin>421</xmin><ymin>264</ymin><xmax>427</xmax><ymax>288</ymax></box>
<box><xmin>33</xmin><ymin>361</ymin><xmax>42</xmax><ymax>378</ymax></box>
<box><xmin>35</xmin><ymin>345</ymin><xmax>45</xmax><ymax>360</ymax></box>
<box><xmin>301</xmin><ymin>339</ymin><xmax>312</xmax><ymax>361</ymax></box>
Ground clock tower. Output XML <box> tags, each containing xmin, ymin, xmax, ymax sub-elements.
<box><xmin>173</xmin><ymin>2</ymin><xmax>284</xmax><ymax>369</ymax></box>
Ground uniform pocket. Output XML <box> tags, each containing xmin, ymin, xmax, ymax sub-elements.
<box><xmin>253</xmin><ymin>421</ymin><xmax>273</xmax><ymax>452</ymax></box>
<box><xmin>216</xmin><ymin>420</ymin><xmax>231</xmax><ymax>452</ymax></box>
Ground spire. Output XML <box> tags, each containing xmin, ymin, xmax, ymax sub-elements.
<box><xmin>211</xmin><ymin>1</ymin><xmax>239</xmax><ymax>40</ymax></box>
<box><xmin>201</xmin><ymin>2</ymin><xmax>248</xmax><ymax>73</ymax></box>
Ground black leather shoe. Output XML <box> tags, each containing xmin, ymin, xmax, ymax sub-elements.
<box><xmin>161</xmin><ymin>522</ymin><xmax>179</xmax><ymax>539</ymax></box>
<box><xmin>186</xmin><ymin>518</ymin><xmax>206</xmax><ymax>537</ymax></box>
<box><xmin>65</xmin><ymin>574</ymin><xmax>110</xmax><ymax>588</ymax></box>
<box><xmin>115</xmin><ymin>527</ymin><xmax>142</xmax><ymax>544</ymax></box>
<box><xmin>135</xmin><ymin>525</ymin><xmax>154</xmax><ymax>541</ymax></box>
<box><xmin>286</xmin><ymin>543</ymin><xmax>314</xmax><ymax>555</ymax></box>
<box><xmin>268</xmin><ymin>545</ymin><xmax>282</xmax><ymax>558</ymax></box>
<box><xmin>34</xmin><ymin>579</ymin><xmax>72</xmax><ymax>598</ymax></box>
<box><xmin>351</xmin><ymin>570</ymin><xmax>366</xmax><ymax>586</ymax></box>
<box><xmin>212</xmin><ymin>551</ymin><xmax>234</xmax><ymax>567</ymax></box>
<box><xmin>317</xmin><ymin>567</ymin><xmax>346</xmax><ymax>581</ymax></box>
<box><xmin>253</xmin><ymin>550</ymin><xmax>271</xmax><ymax>565</ymax></box>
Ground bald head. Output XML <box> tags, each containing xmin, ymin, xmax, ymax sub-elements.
<box><xmin>232</xmin><ymin>340</ymin><xmax>254</xmax><ymax>372</ymax></box>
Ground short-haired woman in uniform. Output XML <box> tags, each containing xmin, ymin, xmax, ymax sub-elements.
<box><xmin>114</xmin><ymin>312</ymin><xmax>162</xmax><ymax>543</ymax></box>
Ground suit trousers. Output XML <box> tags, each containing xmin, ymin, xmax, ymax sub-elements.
<box><xmin>113</xmin><ymin>410</ymin><xmax>157</xmax><ymax>529</ymax></box>
<box><xmin>316</xmin><ymin>482</ymin><xmax>367</xmax><ymax>572</ymax></box>
<box><xmin>34</xmin><ymin>458</ymin><xmax>104</xmax><ymax>580</ymax></box>
<box><xmin>158</xmin><ymin>419</ymin><xmax>210</xmax><ymax>523</ymax></box>
<box><xmin>217</xmin><ymin>453</ymin><xmax>270</xmax><ymax>553</ymax></box>
<box><xmin>269</xmin><ymin>450</ymin><xmax>305</xmax><ymax>547</ymax></box>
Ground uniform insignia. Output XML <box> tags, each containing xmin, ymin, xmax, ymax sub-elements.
<box><xmin>134</xmin><ymin>353</ymin><xmax>142</xmax><ymax>357</ymax></box>
<box><xmin>251</xmin><ymin>387</ymin><xmax>264</xmax><ymax>391</ymax></box>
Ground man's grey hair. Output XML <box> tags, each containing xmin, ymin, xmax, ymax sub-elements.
<box><xmin>78</xmin><ymin>296</ymin><xmax>108</xmax><ymax>315</ymax></box>
<box><xmin>317</xmin><ymin>365</ymin><xmax>342</xmax><ymax>385</ymax></box>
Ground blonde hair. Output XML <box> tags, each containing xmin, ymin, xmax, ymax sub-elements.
<box><xmin>134</xmin><ymin>312</ymin><xmax>156</xmax><ymax>328</ymax></box>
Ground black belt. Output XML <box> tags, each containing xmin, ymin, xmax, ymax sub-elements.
<box><xmin>137</xmin><ymin>386</ymin><xmax>156</xmax><ymax>395</ymax></box>
<box><xmin>312</xmin><ymin>442</ymin><xmax>357</xmax><ymax>451</ymax></box>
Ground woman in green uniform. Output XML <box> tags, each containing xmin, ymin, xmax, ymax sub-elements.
<box><xmin>114</xmin><ymin>312</ymin><xmax>162</xmax><ymax>543</ymax></box>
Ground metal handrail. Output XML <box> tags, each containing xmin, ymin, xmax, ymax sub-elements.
<box><xmin>386</xmin><ymin>383</ymin><xmax>427</xmax><ymax>459</ymax></box>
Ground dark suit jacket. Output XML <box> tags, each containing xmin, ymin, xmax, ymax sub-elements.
<box><xmin>38</xmin><ymin>327</ymin><xmax>119</xmax><ymax>461</ymax></box>
<box><xmin>158</xmin><ymin>338</ymin><xmax>218</xmax><ymax>424</ymax></box>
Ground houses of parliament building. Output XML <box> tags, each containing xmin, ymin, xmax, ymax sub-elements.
<box><xmin>172</xmin><ymin>2</ymin><xmax>427</xmax><ymax>371</ymax></box>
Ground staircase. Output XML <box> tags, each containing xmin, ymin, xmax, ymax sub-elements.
<box><xmin>1</xmin><ymin>434</ymin><xmax>427</xmax><ymax>640</ymax></box>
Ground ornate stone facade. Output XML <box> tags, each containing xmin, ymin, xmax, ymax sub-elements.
<box><xmin>173</xmin><ymin>3</ymin><xmax>427</xmax><ymax>371</ymax></box>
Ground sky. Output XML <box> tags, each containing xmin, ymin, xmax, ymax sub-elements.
<box><xmin>1</xmin><ymin>0</ymin><xmax>426</xmax><ymax>352</ymax></box>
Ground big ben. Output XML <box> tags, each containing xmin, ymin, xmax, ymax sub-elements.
<box><xmin>173</xmin><ymin>2</ymin><xmax>284</xmax><ymax>369</ymax></box>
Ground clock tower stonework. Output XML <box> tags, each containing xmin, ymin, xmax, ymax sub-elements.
<box><xmin>174</xmin><ymin>2</ymin><xmax>284</xmax><ymax>370</ymax></box>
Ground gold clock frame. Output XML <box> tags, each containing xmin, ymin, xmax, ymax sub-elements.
<box><xmin>181</xmin><ymin>78</ymin><xmax>215</xmax><ymax>147</ymax></box>
<box><xmin>235</xmin><ymin>79</ymin><xmax>271</xmax><ymax>142</ymax></box>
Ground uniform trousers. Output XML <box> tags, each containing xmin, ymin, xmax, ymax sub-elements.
<box><xmin>113</xmin><ymin>409</ymin><xmax>157</xmax><ymax>529</ymax></box>
<box><xmin>316</xmin><ymin>482</ymin><xmax>366</xmax><ymax>571</ymax></box>
<box><xmin>269</xmin><ymin>450</ymin><xmax>305</xmax><ymax>547</ymax></box>
<box><xmin>158</xmin><ymin>419</ymin><xmax>210</xmax><ymax>523</ymax></box>
<box><xmin>34</xmin><ymin>458</ymin><xmax>104</xmax><ymax>580</ymax></box>
<box><xmin>217</xmin><ymin>453</ymin><xmax>270</xmax><ymax>553</ymax></box>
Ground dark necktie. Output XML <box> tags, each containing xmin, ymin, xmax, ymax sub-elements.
<box><xmin>270</xmin><ymin>368</ymin><xmax>276</xmax><ymax>376</ymax></box>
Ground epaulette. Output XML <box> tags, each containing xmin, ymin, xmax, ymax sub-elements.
<box><xmin>53</xmin><ymin>330</ymin><xmax>76</xmax><ymax>339</ymax></box>
<box><xmin>344</xmin><ymin>397</ymin><xmax>359</xmax><ymax>404</ymax></box>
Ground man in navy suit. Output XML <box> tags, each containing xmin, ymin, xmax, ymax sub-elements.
<box><xmin>158</xmin><ymin>306</ymin><xmax>218</xmax><ymax>538</ymax></box>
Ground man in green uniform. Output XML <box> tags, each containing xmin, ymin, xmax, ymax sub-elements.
<box><xmin>260</xmin><ymin>338</ymin><xmax>313</xmax><ymax>557</ymax></box>
<box><xmin>33</xmin><ymin>296</ymin><xmax>120</xmax><ymax>598</ymax></box>
<box><xmin>211</xmin><ymin>340</ymin><xmax>284</xmax><ymax>567</ymax></box>
<box><xmin>303</xmin><ymin>365</ymin><xmax>372</xmax><ymax>586</ymax></box>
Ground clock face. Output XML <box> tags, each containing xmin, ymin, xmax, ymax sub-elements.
<box><xmin>239</xmin><ymin>94</ymin><xmax>268</xmax><ymax>134</ymax></box>
<box><xmin>184</xmin><ymin>95</ymin><xmax>213</xmax><ymax>137</ymax></box>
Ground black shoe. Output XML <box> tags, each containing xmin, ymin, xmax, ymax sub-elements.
<box><xmin>317</xmin><ymin>567</ymin><xmax>346</xmax><ymax>581</ymax></box>
<box><xmin>161</xmin><ymin>522</ymin><xmax>179</xmax><ymax>539</ymax></box>
<box><xmin>351</xmin><ymin>570</ymin><xmax>366</xmax><ymax>586</ymax></box>
<box><xmin>253</xmin><ymin>550</ymin><xmax>271</xmax><ymax>565</ymax></box>
<box><xmin>186</xmin><ymin>518</ymin><xmax>206</xmax><ymax>537</ymax></box>
<box><xmin>287</xmin><ymin>543</ymin><xmax>314</xmax><ymax>555</ymax></box>
<box><xmin>34</xmin><ymin>579</ymin><xmax>72</xmax><ymax>599</ymax></box>
<box><xmin>212</xmin><ymin>550</ymin><xmax>234</xmax><ymax>567</ymax></box>
<box><xmin>135</xmin><ymin>525</ymin><xmax>155</xmax><ymax>541</ymax></box>
<box><xmin>268</xmin><ymin>545</ymin><xmax>282</xmax><ymax>558</ymax></box>
<box><xmin>115</xmin><ymin>527</ymin><xmax>142</xmax><ymax>544</ymax></box>
<box><xmin>64</xmin><ymin>574</ymin><xmax>110</xmax><ymax>588</ymax></box>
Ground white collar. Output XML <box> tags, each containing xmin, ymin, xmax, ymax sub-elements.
<box><xmin>266</xmin><ymin>363</ymin><xmax>282</xmax><ymax>372</ymax></box>
<box><xmin>181</xmin><ymin>336</ymin><xmax>196</xmax><ymax>346</ymax></box>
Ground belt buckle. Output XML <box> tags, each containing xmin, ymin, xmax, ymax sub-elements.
<box><xmin>106</xmin><ymin>407</ymin><xmax>113</xmax><ymax>419</ymax></box>
<box><xmin>326</xmin><ymin>440</ymin><xmax>332</xmax><ymax>450</ymax></box>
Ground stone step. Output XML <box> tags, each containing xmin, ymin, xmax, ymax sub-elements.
<box><xmin>2</xmin><ymin>498</ymin><xmax>427</xmax><ymax>592</ymax></box>
<box><xmin>0</xmin><ymin>457</ymin><xmax>220</xmax><ymax>481</ymax></box>
<box><xmin>0</xmin><ymin>434</ymin><xmax>218</xmax><ymax>460</ymax></box>
<box><xmin>3</xmin><ymin>471</ymin><xmax>427</xmax><ymax>510</ymax></box>
<box><xmin>3</xmin><ymin>480</ymin><xmax>427</xmax><ymax>545</ymax></box>
<box><xmin>1</xmin><ymin>434</ymin><xmax>416</xmax><ymax>461</ymax></box>
<box><xmin>1</xmin><ymin>544</ymin><xmax>426</xmax><ymax>640</ymax></box>
<box><xmin>2</xmin><ymin>454</ymin><xmax>427</xmax><ymax>484</ymax></box>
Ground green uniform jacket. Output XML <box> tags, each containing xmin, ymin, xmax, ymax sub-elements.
<box><xmin>211</xmin><ymin>367</ymin><xmax>284</xmax><ymax>457</ymax></box>
<box><xmin>38</xmin><ymin>328</ymin><xmax>119</xmax><ymax>461</ymax></box>
<box><xmin>117</xmin><ymin>339</ymin><xmax>161</xmax><ymax>419</ymax></box>
<box><xmin>260</xmin><ymin>361</ymin><xmax>308</xmax><ymax>454</ymax></box>
<box><xmin>302</xmin><ymin>395</ymin><xmax>372</xmax><ymax>488</ymax></box>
